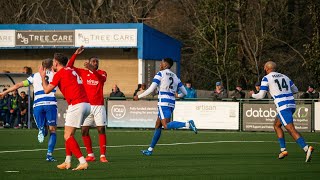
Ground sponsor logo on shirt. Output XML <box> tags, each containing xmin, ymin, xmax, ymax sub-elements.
<box><xmin>87</xmin><ymin>79</ymin><xmax>99</xmax><ymax>85</ymax></box>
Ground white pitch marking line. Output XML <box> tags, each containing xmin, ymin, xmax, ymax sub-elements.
<box><xmin>0</xmin><ymin>141</ymin><xmax>319</xmax><ymax>154</ymax></box>
<box><xmin>5</xmin><ymin>171</ymin><xmax>19</xmax><ymax>173</ymax></box>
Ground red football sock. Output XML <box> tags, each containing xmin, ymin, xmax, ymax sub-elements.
<box><xmin>66</xmin><ymin>136</ymin><xmax>83</xmax><ymax>159</ymax></box>
<box><xmin>99</xmin><ymin>134</ymin><xmax>107</xmax><ymax>156</ymax></box>
<box><xmin>82</xmin><ymin>135</ymin><xmax>93</xmax><ymax>155</ymax></box>
<box><xmin>65</xmin><ymin>141</ymin><xmax>72</xmax><ymax>156</ymax></box>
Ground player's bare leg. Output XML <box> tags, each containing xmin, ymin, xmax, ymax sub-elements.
<box><xmin>284</xmin><ymin>123</ymin><xmax>314</xmax><ymax>162</ymax></box>
<box><xmin>274</xmin><ymin>118</ymin><xmax>287</xmax><ymax>159</ymax></box>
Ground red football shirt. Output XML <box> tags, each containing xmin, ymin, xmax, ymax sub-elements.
<box><xmin>50</xmin><ymin>67</ymin><xmax>89</xmax><ymax>105</ymax></box>
<box><xmin>67</xmin><ymin>54</ymin><xmax>107</xmax><ymax>105</ymax></box>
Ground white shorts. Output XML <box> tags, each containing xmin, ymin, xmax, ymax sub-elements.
<box><xmin>82</xmin><ymin>105</ymin><xmax>107</xmax><ymax>127</ymax></box>
<box><xmin>65</xmin><ymin>103</ymin><xmax>91</xmax><ymax>128</ymax></box>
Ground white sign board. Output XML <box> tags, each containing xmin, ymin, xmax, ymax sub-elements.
<box><xmin>107</xmin><ymin>101</ymin><xmax>157</xmax><ymax>128</ymax></box>
<box><xmin>0</xmin><ymin>30</ymin><xmax>15</xmax><ymax>47</ymax></box>
<box><xmin>173</xmin><ymin>101</ymin><xmax>239</xmax><ymax>130</ymax></box>
<box><xmin>315</xmin><ymin>102</ymin><xmax>320</xmax><ymax>131</ymax></box>
<box><xmin>75</xmin><ymin>29</ymin><xmax>137</xmax><ymax>47</ymax></box>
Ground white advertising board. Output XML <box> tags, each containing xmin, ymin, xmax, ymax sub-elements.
<box><xmin>173</xmin><ymin>101</ymin><xmax>239</xmax><ymax>130</ymax></box>
<box><xmin>0</xmin><ymin>30</ymin><xmax>15</xmax><ymax>47</ymax></box>
<box><xmin>75</xmin><ymin>29</ymin><xmax>137</xmax><ymax>47</ymax></box>
<box><xmin>315</xmin><ymin>102</ymin><xmax>320</xmax><ymax>131</ymax></box>
<box><xmin>107</xmin><ymin>100</ymin><xmax>158</xmax><ymax>128</ymax></box>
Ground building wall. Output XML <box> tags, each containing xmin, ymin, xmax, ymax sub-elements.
<box><xmin>0</xmin><ymin>48</ymin><xmax>138</xmax><ymax>97</ymax></box>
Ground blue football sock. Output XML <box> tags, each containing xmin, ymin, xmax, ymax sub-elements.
<box><xmin>47</xmin><ymin>132</ymin><xmax>56</xmax><ymax>154</ymax></box>
<box><xmin>167</xmin><ymin>121</ymin><xmax>186</xmax><ymax>129</ymax></box>
<box><xmin>150</xmin><ymin>128</ymin><xmax>162</xmax><ymax>149</ymax></box>
<box><xmin>278</xmin><ymin>138</ymin><xmax>286</xmax><ymax>149</ymax></box>
<box><xmin>296</xmin><ymin>137</ymin><xmax>308</xmax><ymax>150</ymax></box>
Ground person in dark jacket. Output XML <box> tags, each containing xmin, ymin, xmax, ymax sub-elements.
<box><xmin>0</xmin><ymin>88</ymin><xmax>10</xmax><ymax>127</ymax></box>
<box><xmin>9</xmin><ymin>90</ymin><xmax>21</xmax><ymax>128</ymax></box>
<box><xmin>18</xmin><ymin>91</ymin><xmax>31</xmax><ymax>128</ymax></box>
<box><xmin>110</xmin><ymin>84</ymin><xmax>125</xmax><ymax>99</ymax></box>
<box><xmin>231</xmin><ymin>85</ymin><xmax>246</xmax><ymax>99</ymax></box>
<box><xmin>299</xmin><ymin>84</ymin><xmax>319</xmax><ymax>99</ymax></box>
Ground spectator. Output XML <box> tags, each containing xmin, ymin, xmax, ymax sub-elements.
<box><xmin>184</xmin><ymin>80</ymin><xmax>197</xmax><ymax>98</ymax></box>
<box><xmin>23</xmin><ymin>66</ymin><xmax>33</xmax><ymax>75</ymax></box>
<box><xmin>0</xmin><ymin>88</ymin><xmax>11</xmax><ymax>128</ymax></box>
<box><xmin>110</xmin><ymin>84</ymin><xmax>125</xmax><ymax>98</ymax></box>
<box><xmin>133</xmin><ymin>84</ymin><xmax>142</xmax><ymax>96</ymax></box>
<box><xmin>299</xmin><ymin>84</ymin><xmax>319</xmax><ymax>99</ymax></box>
<box><xmin>211</xmin><ymin>81</ymin><xmax>228</xmax><ymax>100</ymax></box>
<box><xmin>254</xmin><ymin>82</ymin><xmax>269</xmax><ymax>99</ymax></box>
<box><xmin>133</xmin><ymin>83</ymin><xmax>148</xmax><ymax>97</ymax></box>
<box><xmin>9</xmin><ymin>90</ymin><xmax>21</xmax><ymax>128</ymax></box>
<box><xmin>18</xmin><ymin>91</ymin><xmax>30</xmax><ymax>128</ymax></box>
<box><xmin>231</xmin><ymin>85</ymin><xmax>246</xmax><ymax>99</ymax></box>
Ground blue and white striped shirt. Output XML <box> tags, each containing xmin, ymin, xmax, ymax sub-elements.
<box><xmin>253</xmin><ymin>72</ymin><xmax>298</xmax><ymax>112</ymax></box>
<box><xmin>25</xmin><ymin>71</ymin><xmax>57</xmax><ymax>107</ymax></box>
<box><xmin>152</xmin><ymin>69</ymin><xmax>184</xmax><ymax>107</ymax></box>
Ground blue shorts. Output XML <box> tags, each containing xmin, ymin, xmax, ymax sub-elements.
<box><xmin>33</xmin><ymin>105</ymin><xmax>57</xmax><ymax>128</ymax></box>
<box><xmin>158</xmin><ymin>106</ymin><xmax>174</xmax><ymax>120</ymax></box>
<box><xmin>277</xmin><ymin>108</ymin><xmax>295</xmax><ymax>126</ymax></box>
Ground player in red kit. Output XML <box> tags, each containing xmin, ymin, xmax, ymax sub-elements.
<box><xmin>39</xmin><ymin>53</ymin><xmax>91</xmax><ymax>171</ymax></box>
<box><xmin>67</xmin><ymin>46</ymin><xmax>108</xmax><ymax>163</ymax></box>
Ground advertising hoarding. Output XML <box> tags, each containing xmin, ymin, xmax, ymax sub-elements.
<box><xmin>0</xmin><ymin>30</ymin><xmax>15</xmax><ymax>47</ymax></box>
<box><xmin>242</xmin><ymin>104</ymin><xmax>311</xmax><ymax>132</ymax></box>
<box><xmin>15</xmin><ymin>30</ymin><xmax>74</xmax><ymax>46</ymax></box>
<box><xmin>107</xmin><ymin>100</ymin><xmax>157</xmax><ymax>128</ymax></box>
<box><xmin>75</xmin><ymin>29</ymin><xmax>137</xmax><ymax>47</ymax></box>
<box><xmin>314</xmin><ymin>102</ymin><xmax>320</xmax><ymax>131</ymax></box>
<box><xmin>173</xmin><ymin>101</ymin><xmax>239</xmax><ymax>130</ymax></box>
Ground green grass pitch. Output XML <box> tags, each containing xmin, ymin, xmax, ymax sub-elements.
<box><xmin>0</xmin><ymin>129</ymin><xmax>319</xmax><ymax>179</ymax></box>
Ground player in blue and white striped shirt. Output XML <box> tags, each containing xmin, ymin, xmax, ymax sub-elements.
<box><xmin>250</xmin><ymin>61</ymin><xmax>314</xmax><ymax>162</ymax></box>
<box><xmin>134</xmin><ymin>58</ymin><xmax>197</xmax><ymax>156</ymax></box>
<box><xmin>0</xmin><ymin>59</ymin><xmax>58</xmax><ymax>162</ymax></box>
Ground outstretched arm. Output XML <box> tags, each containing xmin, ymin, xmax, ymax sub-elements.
<box><xmin>0</xmin><ymin>81</ymin><xmax>25</xmax><ymax>98</ymax></box>
<box><xmin>251</xmin><ymin>90</ymin><xmax>268</xmax><ymax>99</ymax></box>
<box><xmin>67</xmin><ymin>46</ymin><xmax>84</xmax><ymax>67</ymax></box>
<box><xmin>137</xmin><ymin>83</ymin><xmax>158</xmax><ymax>99</ymax></box>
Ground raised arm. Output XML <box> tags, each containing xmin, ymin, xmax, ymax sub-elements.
<box><xmin>67</xmin><ymin>46</ymin><xmax>84</xmax><ymax>68</ymax></box>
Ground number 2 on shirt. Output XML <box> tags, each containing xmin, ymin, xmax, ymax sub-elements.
<box><xmin>169</xmin><ymin>77</ymin><xmax>174</xmax><ymax>89</ymax></box>
<box><xmin>72</xmin><ymin>70</ymin><xmax>83</xmax><ymax>84</ymax></box>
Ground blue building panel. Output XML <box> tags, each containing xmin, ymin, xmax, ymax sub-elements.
<box><xmin>0</xmin><ymin>23</ymin><xmax>181</xmax><ymax>63</ymax></box>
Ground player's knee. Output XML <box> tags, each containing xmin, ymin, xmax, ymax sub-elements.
<box><xmin>285</xmin><ymin>124</ymin><xmax>296</xmax><ymax>133</ymax></box>
<box><xmin>97</xmin><ymin>127</ymin><xmax>105</xmax><ymax>134</ymax></box>
<box><xmin>273</xmin><ymin>122</ymin><xmax>281</xmax><ymax>129</ymax></box>
<box><xmin>81</xmin><ymin>130</ymin><xmax>89</xmax><ymax>136</ymax></box>
<box><xmin>64</xmin><ymin>134</ymin><xmax>71</xmax><ymax>140</ymax></box>
<box><xmin>48</xmin><ymin>126</ymin><xmax>56</xmax><ymax>133</ymax></box>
